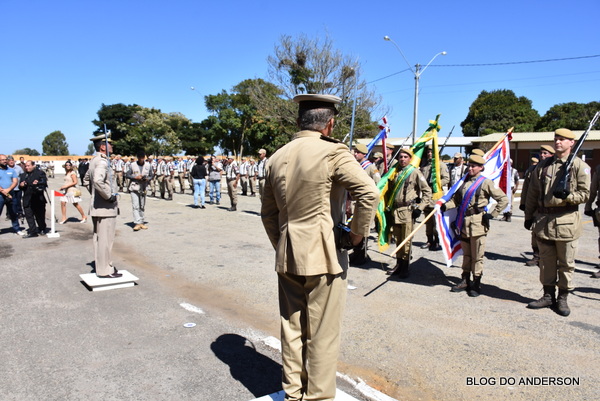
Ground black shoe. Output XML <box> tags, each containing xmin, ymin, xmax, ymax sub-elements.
<box><xmin>216</xmin><ymin>201</ymin><xmax>220</xmax><ymax>205</ymax></box>
<box><xmin>200</xmin><ymin>205</ymin><xmax>206</xmax><ymax>209</ymax></box>
<box><xmin>22</xmin><ymin>232</ymin><xmax>39</xmax><ymax>239</ymax></box>
<box><xmin>228</xmin><ymin>206</ymin><xmax>237</xmax><ymax>211</ymax></box>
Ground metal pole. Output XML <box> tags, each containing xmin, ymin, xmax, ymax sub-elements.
<box><xmin>412</xmin><ymin>64</ymin><xmax>421</xmax><ymax>145</ymax></box>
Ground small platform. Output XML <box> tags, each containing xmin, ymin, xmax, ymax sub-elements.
<box><xmin>80</xmin><ymin>270</ymin><xmax>139</xmax><ymax>292</ymax></box>
<box><xmin>251</xmin><ymin>389</ymin><xmax>358</xmax><ymax>401</ymax></box>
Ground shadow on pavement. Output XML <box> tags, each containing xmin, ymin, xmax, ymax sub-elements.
<box><xmin>211</xmin><ymin>333</ymin><xmax>282</xmax><ymax>398</ymax></box>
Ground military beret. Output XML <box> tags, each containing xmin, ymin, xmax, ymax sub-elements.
<box><xmin>468</xmin><ymin>155</ymin><xmax>486</xmax><ymax>166</ymax></box>
<box><xmin>398</xmin><ymin>148</ymin><xmax>414</xmax><ymax>157</ymax></box>
<box><xmin>374</xmin><ymin>152</ymin><xmax>383</xmax><ymax>158</ymax></box>
<box><xmin>555</xmin><ymin>128</ymin><xmax>575</xmax><ymax>139</ymax></box>
<box><xmin>293</xmin><ymin>94</ymin><xmax>341</xmax><ymax>115</ymax></box>
<box><xmin>354</xmin><ymin>144</ymin><xmax>368</xmax><ymax>154</ymax></box>
<box><xmin>471</xmin><ymin>148</ymin><xmax>485</xmax><ymax>156</ymax></box>
<box><xmin>540</xmin><ymin>144</ymin><xmax>555</xmax><ymax>154</ymax></box>
<box><xmin>531</xmin><ymin>157</ymin><xmax>539</xmax><ymax>163</ymax></box>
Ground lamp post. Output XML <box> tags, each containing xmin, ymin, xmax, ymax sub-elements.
<box><xmin>383</xmin><ymin>36</ymin><xmax>446</xmax><ymax>144</ymax></box>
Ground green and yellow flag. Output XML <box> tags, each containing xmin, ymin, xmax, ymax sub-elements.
<box><xmin>375</xmin><ymin>115</ymin><xmax>442</xmax><ymax>251</ymax></box>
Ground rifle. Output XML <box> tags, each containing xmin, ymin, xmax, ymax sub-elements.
<box><xmin>439</xmin><ymin>125</ymin><xmax>455</xmax><ymax>155</ymax></box>
<box><xmin>553</xmin><ymin>111</ymin><xmax>600</xmax><ymax>199</ymax></box>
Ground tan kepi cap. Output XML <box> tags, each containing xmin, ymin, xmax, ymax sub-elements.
<box><xmin>385</xmin><ymin>143</ymin><xmax>395</xmax><ymax>150</ymax></box>
<box><xmin>293</xmin><ymin>94</ymin><xmax>342</xmax><ymax>115</ymax></box>
<box><xmin>90</xmin><ymin>133</ymin><xmax>112</xmax><ymax>143</ymax></box>
<box><xmin>373</xmin><ymin>152</ymin><xmax>383</xmax><ymax>158</ymax></box>
<box><xmin>354</xmin><ymin>144</ymin><xmax>368</xmax><ymax>154</ymax></box>
<box><xmin>540</xmin><ymin>144</ymin><xmax>555</xmax><ymax>154</ymax></box>
<box><xmin>453</xmin><ymin>152</ymin><xmax>463</xmax><ymax>159</ymax></box>
<box><xmin>468</xmin><ymin>155</ymin><xmax>486</xmax><ymax>165</ymax></box>
<box><xmin>531</xmin><ymin>157</ymin><xmax>539</xmax><ymax>163</ymax></box>
<box><xmin>258</xmin><ymin>148</ymin><xmax>266</xmax><ymax>155</ymax></box>
<box><xmin>555</xmin><ymin>128</ymin><xmax>575</xmax><ymax>139</ymax></box>
<box><xmin>398</xmin><ymin>148</ymin><xmax>414</xmax><ymax>157</ymax></box>
<box><xmin>471</xmin><ymin>148</ymin><xmax>485</xmax><ymax>156</ymax></box>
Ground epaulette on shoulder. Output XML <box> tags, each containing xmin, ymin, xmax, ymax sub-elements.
<box><xmin>320</xmin><ymin>135</ymin><xmax>341</xmax><ymax>144</ymax></box>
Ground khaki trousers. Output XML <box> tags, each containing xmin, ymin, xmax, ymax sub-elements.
<box><xmin>392</xmin><ymin>222</ymin><xmax>413</xmax><ymax>260</ymax></box>
<box><xmin>227</xmin><ymin>179</ymin><xmax>238</xmax><ymax>206</ymax></box>
<box><xmin>537</xmin><ymin>238</ymin><xmax>577</xmax><ymax>291</ymax></box>
<box><xmin>461</xmin><ymin>234</ymin><xmax>486</xmax><ymax>277</ymax></box>
<box><xmin>278</xmin><ymin>271</ymin><xmax>347</xmax><ymax>401</ymax></box>
<box><xmin>92</xmin><ymin>216</ymin><xmax>116</xmax><ymax>276</ymax></box>
<box><xmin>249</xmin><ymin>176</ymin><xmax>256</xmax><ymax>195</ymax></box>
<box><xmin>258</xmin><ymin>178</ymin><xmax>266</xmax><ymax>200</ymax></box>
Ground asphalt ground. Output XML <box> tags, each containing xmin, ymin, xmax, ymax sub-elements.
<box><xmin>1</xmin><ymin>175</ymin><xmax>599</xmax><ymax>401</ymax></box>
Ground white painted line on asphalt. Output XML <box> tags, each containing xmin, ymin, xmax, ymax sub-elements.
<box><xmin>262</xmin><ymin>336</ymin><xmax>282</xmax><ymax>352</ymax></box>
<box><xmin>179</xmin><ymin>302</ymin><xmax>205</xmax><ymax>314</ymax></box>
<box><xmin>337</xmin><ymin>373</ymin><xmax>398</xmax><ymax>401</ymax></box>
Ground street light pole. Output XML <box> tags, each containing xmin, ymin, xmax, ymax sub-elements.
<box><xmin>384</xmin><ymin>36</ymin><xmax>446</xmax><ymax>144</ymax></box>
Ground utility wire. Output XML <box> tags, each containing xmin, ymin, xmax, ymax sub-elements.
<box><xmin>430</xmin><ymin>54</ymin><xmax>600</xmax><ymax>67</ymax></box>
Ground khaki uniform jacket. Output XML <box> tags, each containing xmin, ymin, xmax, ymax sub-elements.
<box><xmin>584</xmin><ymin>165</ymin><xmax>600</xmax><ymax>214</ymax></box>
<box><xmin>364</xmin><ymin>163</ymin><xmax>381</xmax><ymax>185</ymax></box>
<box><xmin>85</xmin><ymin>153</ymin><xmax>119</xmax><ymax>217</ymax></box>
<box><xmin>525</xmin><ymin>155</ymin><xmax>590</xmax><ymax>241</ymax></box>
<box><xmin>519</xmin><ymin>164</ymin><xmax>537</xmax><ymax>208</ymax></box>
<box><xmin>421</xmin><ymin>160</ymin><xmax>449</xmax><ymax>207</ymax></box>
<box><xmin>261</xmin><ymin>130</ymin><xmax>379</xmax><ymax>276</ymax></box>
<box><xmin>392</xmin><ymin>167</ymin><xmax>432</xmax><ymax>225</ymax></box>
<box><xmin>445</xmin><ymin>173</ymin><xmax>508</xmax><ymax>237</ymax></box>
<box><xmin>126</xmin><ymin>161</ymin><xmax>154</xmax><ymax>192</ymax></box>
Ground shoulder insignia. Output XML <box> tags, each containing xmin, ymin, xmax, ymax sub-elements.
<box><xmin>320</xmin><ymin>135</ymin><xmax>341</xmax><ymax>144</ymax></box>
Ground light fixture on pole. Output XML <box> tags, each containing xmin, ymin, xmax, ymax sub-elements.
<box><xmin>384</xmin><ymin>36</ymin><xmax>446</xmax><ymax>144</ymax></box>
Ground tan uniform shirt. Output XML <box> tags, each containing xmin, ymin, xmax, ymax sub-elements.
<box><xmin>84</xmin><ymin>153</ymin><xmax>119</xmax><ymax>217</ymax></box>
<box><xmin>584</xmin><ymin>165</ymin><xmax>600</xmax><ymax>213</ymax></box>
<box><xmin>421</xmin><ymin>160</ymin><xmax>450</xmax><ymax>206</ymax></box>
<box><xmin>525</xmin><ymin>155</ymin><xmax>590</xmax><ymax>241</ymax></box>
<box><xmin>445</xmin><ymin>173</ymin><xmax>508</xmax><ymax>237</ymax></box>
<box><xmin>261</xmin><ymin>130</ymin><xmax>379</xmax><ymax>276</ymax></box>
<box><xmin>391</xmin><ymin>167</ymin><xmax>432</xmax><ymax>225</ymax></box>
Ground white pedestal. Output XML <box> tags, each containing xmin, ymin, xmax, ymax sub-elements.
<box><xmin>251</xmin><ymin>389</ymin><xmax>358</xmax><ymax>401</ymax></box>
<box><xmin>80</xmin><ymin>270</ymin><xmax>139</xmax><ymax>291</ymax></box>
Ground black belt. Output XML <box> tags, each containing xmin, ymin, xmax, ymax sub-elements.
<box><xmin>465</xmin><ymin>206</ymin><xmax>483</xmax><ymax>216</ymax></box>
<box><xmin>538</xmin><ymin>205</ymin><xmax>578</xmax><ymax>214</ymax></box>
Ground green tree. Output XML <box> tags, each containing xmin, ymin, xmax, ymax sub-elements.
<box><xmin>92</xmin><ymin>103</ymin><xmax>140</xmax><ymax>155</ymax></box>
<box><xmin>42</xmin><ymin>130</ymin><xmax>69</xmax><ymax>155</ymax></box>
<box><xmin>85</xmin><ymin>143</ymin><xmax>95</xmax><ymax>156</ymax></box>
<box><xmin>13</xmin><ymin>148</ymin><xmax>40</xmax><ymax>156</ymax></box>
<box><xmin>264</xmin><ymin>33</ymin><xmax>380</xmax><ymax>142</ymax></box>
<box><xmin>535</xmin><ymin>101</ymin><xmax>600</xmax><ymax>131</ymax></box>
<box><xmin>461</xmin><ymin>89</ymin><xmax>540</xmax><ymax>136</ymax></box>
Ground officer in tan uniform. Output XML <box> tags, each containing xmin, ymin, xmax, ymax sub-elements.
<box><xmin>386</xmin><ymin>148</ymin><xmax>431</xmax><ymax>277</ymax></box>
<box><xmin>353</xmin><ymin>143</ymin><xmax>380</xmax><ymax>184</ymax></box>
<box><xmin>84</xmin><ymin>134</ymin><xmax>121</xmax><ymax>278</ymax></box>
<box><xmin>442</xmin><ymin>155</ymin><xmax>508</xmax><ymax>297</ymax></box>
<box><xmin>584</xmin><ymin>164</ymin><xmax>600</xmax><ymax>278</ymax></box>
<box><xmin>519</xmin><ymin>145</ymin><xmax>554</xmax><ymax>266</ymax></box>
<box><xmin>525</xmin><ymin>129</ymin><xmax>590</xmax><ymax>316</ymax></box>
<box><xmin>420</xmin><ymin>146</ymin><xmax>450</xmax><ymax>251</ymax></box>
<box><xmin>261</xmin><ymin>94</ymin><xmax>378</xmax><ymax>401</ymax></box>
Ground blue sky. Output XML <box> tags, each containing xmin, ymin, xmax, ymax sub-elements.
<box><xmin>1</xmin><ymin>0</ymin><xmax>599</xmax><ymax>155</ymax></box>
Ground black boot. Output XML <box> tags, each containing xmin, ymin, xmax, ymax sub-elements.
<box><xmin>349</xmin><ymin>240</ymin><xmax>367</xmax><ymax>265</ymax></box>
<box><xmin>556</xmin><ymin>289</ymin><xmax>571</xmax><ymax>317</ymax></box>
<box><xmin>429</xmin><ymin>233</ymin><xmax>440</xmax><ymax>251</ymax></box>
<box><xmin>468</xmin><ymin>275</ymin><xmax>482</xmax><ymax>297</ymax></box>
<box><xmin>505</xmin><ymin>212</ymin><xmax>512</xmax><ymax>222</ymax></box>
<box><xmin>228</xmin><ymin>205</ymin><xmax>237</xmax><ymax>211</ymax></box>
<box><xmin>397</xmin><ymin>259</ymin><xmax>410</xmax><ymax>278</ymax></box>
<box><xmin>386</xmin><ymin>259</ymin><xmax>403</xmax><ymax>275</ymax></box>
<box><xmin>451</xmin><ymin>272</ymin><xmax>470</xmax><ymax>292</ymax></box>
<box><xmin>525</xmin><ymin>247</ymin><xmax>540</xmax><ymax>266</ymax></box>
<box><xmin>527</xmin><ymin>286</ymin><xmax>556</xmax><ymax>309</ymax></box>
<box><xmin>421</xmin><ymin>234</ymin><xmax>432</xmax><ymax>249</ymax></box>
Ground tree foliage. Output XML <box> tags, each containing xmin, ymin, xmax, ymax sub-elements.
<box><xmin>92</xmin><ymin>104</ymin><xmax>215</xmax><ymax>156</ymax></box>
<box><xmin>535</xmin><ymin>101</ymin><xmax>600</xmax><ymax>131</ymax></box>
<box><xmin>13</xmin><ymin>148</ymin><xmax>40</xmax><ymax>156</ymax></box>
<box><xmin>85</xmin><ymin>143</ymin><xmax>95</xmax><ymax>156</ymax></box>
<box><xmin>263</xmin><ymin>33</ymin><xmax>380</xmax><ymax>143</ymax></box>
<box><xmin>461</xmin><ymin>90</ymin><xmax>540</xmax><ymax>136</ymax></box>
<box><xmin>42</xmin><ymin>130</ymin><xmax>69</xmax><ymax>155</ymax></box>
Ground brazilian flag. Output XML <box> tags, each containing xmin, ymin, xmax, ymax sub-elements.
<box><xmin>375</xmin><ymin>115</ymin><xmax>442</xmax><ymax>251</ymax></box>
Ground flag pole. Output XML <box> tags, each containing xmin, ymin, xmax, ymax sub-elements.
<box><xmin>484</xmin><ymin>127</ymin><xmax>513</xmax><ymax>157</ymax></box>
<box><xmin>389</xmin><ymin>208</ymin><xmax>436</xmax><ymax>257</ymax></box>
<box><xmin>46</xmin><ymin>191</ymin><xmax>61</xmax><ymax>238</ymax></box>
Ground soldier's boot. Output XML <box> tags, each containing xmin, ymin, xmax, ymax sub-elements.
<box><xmin>505</xmin><ymin>212</ymin><xmax>512</xmax><ymax>222</ymax></box>
<box><xmin>468</xmin><ymin>275</ymin><xmax>482</xmax><ymax>297</ymax></box>
<box><xmin>525</xmin><ymin>247</ymin><xmax>540</xmax><ymax>266</ymax></box>
<box><xmin>386</xmin><ymin>259</ymin><xmax>404</xmax><ymax>276</ymax></box>
<box><xmin>421</xmin><ymin>234</ymin><xmax>433</xmax><ymax>249</ymax></box>
<box><xmin>556</xmin><ymin>289</ymin><xmax>571</xmax><ymax>317</ymax></box>
<box><xmin>397</xmin><ymin>259</ymin><xmax>410</xmax><ymax>279</ymax></box>
<box><xmin>429</xmin><ymin>233</ymin><xmax>440</xmax><ymax>251</ymax></box>
<box><xmin>527</xmin><ymin>286</ymin><xmax>556</xmax><ymax>309</ymax></box>
<box><xmin>451</xmin><ymin>272</ymin><xmax>471</xmax><ymax>293</ymax></box>
<box><xmin>349</xmin><ymin>241</ymin><xmax>367</xmax><ymax>265</ymax></box>
<box><xmin>228</xmin><ymin>205</ymin><xmax>237</xmax><ymax>212</ymax></box>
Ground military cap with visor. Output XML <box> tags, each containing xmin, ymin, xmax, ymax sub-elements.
<box><xmin>554</xmin><ymin>128</ymin><xmax>575</xmax><ymax>139</ymax></box>
<box><xmin>293</xmin><ymin>94</ymin><xmax>342</xmax><ymax>115</ymax></box>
